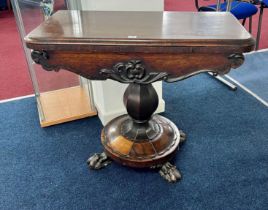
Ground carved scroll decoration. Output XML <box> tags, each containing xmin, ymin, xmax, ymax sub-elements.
<box><xmin>100</xmin><ymin>54</ymin><xmax>244</xmax><ymax>84</ymax></box>
<box><xmin>100</xmin><ymin>60</ymin><xmax>168</xmax><ymax>84</ymax></box>
<box><xmin>31</xmin><ymin>51</ymin><xmax>60</xmax><ymax>72</ymax></box>
<box><xmin>164</xmin><ymin>53</ymin><xmax>245</xmax><ymax>83</ymax></box>
<box><xmin>31</xmin><ymin>50</ymin><xmax>244</xmax><ymax>84</ymax></box>
<box><xmin>228</xmin><ymin>53</ymin><xmax>245</xmax><ymax>69</ymax></box>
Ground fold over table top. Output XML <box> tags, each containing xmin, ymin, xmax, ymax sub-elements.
<box><xmin>25</xmin><ymin>10</ymin><xmax>254</xmax><ymax>52</ymax></box>
<box><xmin>25</xmin><ymin>11</ymin><xmax>255</xmax><ymax>81</ymax></box>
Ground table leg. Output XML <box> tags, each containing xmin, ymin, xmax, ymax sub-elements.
<box><xmin>91</xmin><ymin>82</ymin><xmax>186</xmax><ymax>182</ymax></box>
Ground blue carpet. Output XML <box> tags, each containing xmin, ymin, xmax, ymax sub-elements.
<box><xmin>0</xmin><ymin>74</ymin><xmax>268</xmax><ymax>210</ymax></box>
<box><xmin>228</xmin><ymin>51</ymin><xmax>268</xmax><ymax>102</ymax></box>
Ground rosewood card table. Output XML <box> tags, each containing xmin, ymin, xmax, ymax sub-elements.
<box><xmin>25</xmin><ymin>11</ymin><xmax>254</xmax><ymax>183</ymax></box>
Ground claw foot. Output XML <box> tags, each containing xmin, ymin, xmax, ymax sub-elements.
<box><xmin>179</xmin><ymin>130</ymin><xmax>186</xmax><ymax>144</ymax></box>
<box><xmin>159</xmin><ymin>162</ymin><xmax>181</xmax><ymax>183</ymax></box>
<box><xmin>87</xmin><ymin>152</ymin><xmax>112</xmax><ymax>170</ymax></box>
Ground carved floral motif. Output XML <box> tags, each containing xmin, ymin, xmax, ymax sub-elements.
<box><xmin>31</xmin><ymin>51</ymin><xmax>60</xmax><ymax>72</ymax></box>
<box><xmin>228</xmin><ymin>53</ymin><xmax>245</xmax><ymax>69</ymax></box>
<box><xmin>100</xmin><ymin>60</ymin><xmax>168</xmax><ymax>84</ymax></box>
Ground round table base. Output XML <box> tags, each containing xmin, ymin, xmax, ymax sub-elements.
<box><xmin>101</xmin><ymin>114</ymin><xmax>181</xmax><ymax>168</ymax></box>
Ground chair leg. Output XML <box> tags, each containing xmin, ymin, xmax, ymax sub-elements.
<box><xmin>7</xmin><ymin>0</ymin><xmax>11</xmax><ymax>11</ymax></box>
<box><xmin>194</xmin><ymin>0</ymin><xmax>200</xmax><ymax>10</ymax></box>
<box><xmin>208</xmin><ymin>73</ymin><xmax>237</xmax><ymax>91</ymax></box>
<box><xmin>256</xmin><ymin>5</ymin><xmax>264</xmax><ymax>51</ymax></box>
<box><xmin>242</xmin><ymin>18</ymin><xmax>246</xmax><ymax>26</ymax></box>
<box><xmin>249</xmin><ymin>16</ymin><xmax>252</xmax><ymax>34</ymax></box>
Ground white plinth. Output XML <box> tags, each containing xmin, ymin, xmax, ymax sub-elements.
<box><xmin>76</xmin><ymin>0</ymin><xmax>165</xmax><ymax>125</ymax></box>
<box><xmin>80</xmin><ymin>0</ymin><xmax>164</xmax><ymax>11</ymax></box>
